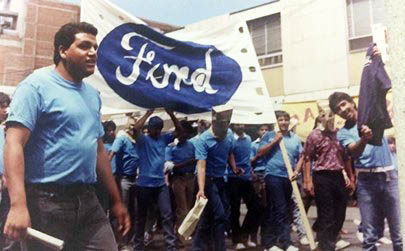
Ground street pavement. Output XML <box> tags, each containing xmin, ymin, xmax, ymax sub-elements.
<box><xmin>144</xmin><ymin>206</ymin><xmax>394</xmax><ymax>251</ymax></box>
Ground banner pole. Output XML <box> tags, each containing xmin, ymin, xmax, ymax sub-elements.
<box><xmin>274</xmin><ymin>123</ymin><xmax>316</xmax><ymax>250</ymax></box>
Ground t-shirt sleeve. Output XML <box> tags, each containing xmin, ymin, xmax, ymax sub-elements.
<box><xmin>165</xmin><ymin>146</ymin><xmax>173</xmax><ymax>161</ymax></box>
<box><xmin>337</xmin><ymin>129</ymin><xmax>356</xmax><ymax>148</ymax></box>
<box><xmin>163</xmin><ymin>132</ymin><xmax>175</xmax><ymax>145</ymax></box>
<box><xmin>7</xmin><ymin>83</ymin><xmax>42</xmax><ymax>131</ymax></box>
<box><xmin>194</xmin><ymin>138</ymin><xmax>208</xmax><ymax>160</ymax></box>
<box><xmin>111</xmin><ymin>137</ymin><xmax>124</xmax><ymax>153</ymax></box>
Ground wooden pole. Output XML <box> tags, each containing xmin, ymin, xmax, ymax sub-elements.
<box><xmin>385</xmin><ymin>0</ymin><xmax>405</xmax><ymax>244</ymax></box>
<box><xmin>274</xmin><ymin>124</ymin><xmax>316</xmax><ymax>250</ymax></box>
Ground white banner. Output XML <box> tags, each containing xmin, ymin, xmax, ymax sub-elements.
<box><xmin>81</xmin><ymin>0</ymin><xmax>275</xmax><ymax>124</ymax></box>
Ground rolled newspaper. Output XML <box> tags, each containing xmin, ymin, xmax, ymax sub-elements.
<box><xmin>26</xmin><ymin>228</ymin><xmax>64</xmax><ymax>250</ymax></box>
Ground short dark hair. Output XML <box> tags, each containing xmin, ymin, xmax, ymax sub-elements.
<box><xmin>328</xmin><ymin>92</ymin><xmax>354</xmax><ymax>114</ymax></box>
<box><xmin>53</xmin><ymin>22</ymin><xmax>98</xmax><ymax>65</ymax></box>
<box><xmin>180</xmin><ymin>120</ymin><xmax>193</xmax><ymax>134</ymax></box>
<box><xmin>148</xmin><ymin>116</ymin><xmax>164</xmax><ymax>130</ymax></box>
<box><xmin>275</xmin><ymin>110</ymin><xmax>290</xmax><ymax>120</ymax></box>
<box><xmin>0</xmin><ymin>92</ymin><xmax>10</xmax><ymax>106</ymax></box>
<box><xmin>103</xmin><ymin>120</ymin><xmax>116</xmax><ymax>132</ymax></box>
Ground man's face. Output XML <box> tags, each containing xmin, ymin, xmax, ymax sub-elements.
<box><xmin>277</xmin><ymin>116</ymin><xmax>290</xmax><ymax>132</ymax></box>
<box><xmin>334</xmin><ymin>100</ymin><xmax>357</xmax><ymax>121</ymax></box>
<box><xmin>258</xmin><ymin>125</ymin><xmax>269</xmax><ymax>138</ymax></box>
<box><xmin>233</xmin><ymin>124</ymin><xmax>244</xmax><ymax>135</ymax></box>
<box><xmin>0</xmin><ymin>102</ymin><xmax>8</xmax><ymax>122</ymax></box>
<box><xmin>61</xmin><ymin>32</ymin><xmax>98</xmax><ymax>80</ymax></box>
<box><xmin>105</xmin><ymin>127</ymin><xmax>116</xmax><ymax>141</ymax></box>
<box><xmin>212</xmin><ymin>110</ymin><xmax>232</xmax><ymax>140</ymax></box>
<box><xmin>148</xmin><ymin>127</ymin><xmax>162</xmax><ymax>139</ymax></box>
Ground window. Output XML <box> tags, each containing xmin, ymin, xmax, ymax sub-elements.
<box><xmin>247</xmin><ymin>13</ymin><xmax>282</xmax><ymax>68</ymax></box>
<box><xmin>0</xmin><ymin>0</ymin><xmax>19</xmax><ymax>34</ymax></box>
<box><xmin>346</xmin><ymin>0</ymin><xmax>384</xmax><ymax>51</ymax></box>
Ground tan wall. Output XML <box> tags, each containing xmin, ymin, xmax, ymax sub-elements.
<box><xmin>262</xmin><ymin>66</ymin><xmax>284</xmax><ymax>97</ymax></box>
<box><xmin>0</xmin><ymin>0</ymin><xmax>80</xmax><ymax>86</ymax></box>
<box><xmin>348</xmin><ymin>50</ymin><xmax>366</xmax><ymax>86</ymax></box>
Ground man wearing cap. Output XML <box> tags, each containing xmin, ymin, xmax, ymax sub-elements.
<box><xmin>192</xmin><ymin>106</ymin><xmax>243</xmax><ymax>251</ymax></box>
<box><xmin>132</xmin><ymin>109</ymin><xmax>182</xmax><ymax>251</ymax></box>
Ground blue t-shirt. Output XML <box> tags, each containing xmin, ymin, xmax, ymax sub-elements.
<box><xmin>0</xmin><ymin>126</ymin><xmax>4</xmax><ymax>176</ymax></box>
<box><xmin>7</xmin><ymin>68</ymin><xmax>104</xmax><ymax>184</ymax></box>
<box><xmin>111</xmin><ymin>135</ymin><xmax>139</xmax><ymax>176</ymax></box>
<box><xmin>166</xmin><ymin>140</ymin><xmax>196</xmax><ymax>175</ymax></box>
<box><xmin>337</xmin><ymin>123</ymin><xmax>392</xmax><ymax>169</ymax></box>
<box><xmin>260</xmin><ymin>131</ymin><xmax>302</xmax><ymax>178</ymax></box>
<box><xmin>228</xmin><ymin>134</ymin><xmax>252</xmax><ymax>180</ymax></box>
<box><xmin>104</xmin><ymin>142</ymin><xmax>117</xmax><ymax>174</ymax></box>
<box><xmin>136</xmin><ymin>132</ymin><xmax>174</xmax><ymax>187</ymax></box>
<box><xmin>251</xmin><ymin>138</ymin><xmax>267</xmax><ymax>172</ymax></box>
<box><xmin>194</xmin><ymin>129</ymin><xmax>235</xmax><ymax>178</ymax></box>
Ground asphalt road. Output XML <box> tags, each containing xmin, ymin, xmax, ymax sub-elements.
<box><xmin>144</xmin><ymin>206</ymin><xmax>394</xmax><ymax>251</ymax></box>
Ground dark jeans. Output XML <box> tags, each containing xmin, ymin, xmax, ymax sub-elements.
<box><xmin>262</xmin><ymin>175</ymin><xmax>292</xmax><ymax>250</ymax></box>
<box><xmin>313</xmin><ymin>171</ymin><xmax>348</xmax><ymax>251</ymax></box>
<box><xmin>192</xmin><ymin>177</ymin><xmax>228</xmax><ymax>251</ymax></box>
<box><xmin>26</xmin><ymin>184</ymin><xmax>117</xmax><ymax>251</ymax></box>
<box><xmin>117</xmin><ymin>176</ymin><xmax>137</xmax><ymax>247</ymax></box>
<box><xmin>228</xmin><ymin>177</ymin><xmax>260</xmax><ymax>244</ymax></box>
<box><xmin>134</xmin><ymin>185</ymin><xmax>176</xmax><ymax>251</ymax></box>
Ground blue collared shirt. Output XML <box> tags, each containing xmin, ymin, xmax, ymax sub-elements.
<box><xmin>194</xmin><ymin>129</ymin><xmax>235</xmax><ymax>178</ymax></box>
<box><xmin>166</xmin><ymin>140</ymin><xmax>196</xmax><ymax>175</ymax></box>
<box><xmin>111</xmin><ymin>135</ymin><xmax>139</xmax><ymax>176</ymax></box>
<box><xmin>228</xmin><ymin>133</ymin><xmax>252</xmax><ymax>180</ymax></box>
<box><xmin>337</xmin><ymin>123</ymin><xmax>392</xmax><ymax>169</ymax></box>
<box><xmin>260</xmin><ymin>131</ymin><xmax>302</xmax><ymax>178</ymax></box>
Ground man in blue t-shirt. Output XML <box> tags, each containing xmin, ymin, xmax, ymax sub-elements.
<box><xmin>227</xmin><ymin>124</ymin><xmax>260</xmax><ymax>249</ymax></box>
<box><xmin>109</xmin><ymin>118</ymin><xmax>139</xmax><ymax>250</ymax></box>
<box><xmin>165</xmin><ymin>120</ymin><xmax>196</xmax><ymax>246</ymax></box>
<box><xmin>192</xmin><ymin>107</ymin><xmax>242</xmax><ymax>251</ymax></box>
<box><xmin>329</xmin><ymin>92</ymin><xmax>402</xmax><ymax>251</ymax></box>
<box><xmin>3</xmin><ymin>22</ymin><xmax>130</xmax><ymax>250</ymax></box>
<box><xmin>132</xmin><ymin>109</ymin><xmax>181</xmax><ymax>251</ymax></box>
<box><xmin>257</xmin><ymin>111</ymin><xmax>302</xmax><ymax>251</ymax></box>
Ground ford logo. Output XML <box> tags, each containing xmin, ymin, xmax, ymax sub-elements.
<box><xmin>97</xmin><ymin>23</ymin><xmax>242</xmax><ymax>114</ymax></box>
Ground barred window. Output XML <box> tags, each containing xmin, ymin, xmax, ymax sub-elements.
<box><xmin>346</xmin><ymin>0</ymin><xmax>384</xmax><ymax>51</ymax></box>
<box><xmin>247</xmin><ymin>13</ymin><xmax>282</xmax><ymax>68</ymax></box>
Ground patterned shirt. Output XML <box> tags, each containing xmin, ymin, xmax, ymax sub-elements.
<box><xmin>304</xmin><ymin>129</ymin><xmax>346</xmax><ymax>171</ymax></box>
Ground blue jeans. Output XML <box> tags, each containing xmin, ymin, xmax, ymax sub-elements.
<box><xmin>134</xmin><ymin>185</ymin><xmax>176</xmax><ymax>251</ymax></box>
<box><xmin>262</xmin><ymin>175</ymin><xmax>292</xmax><ymax>250</ymax></box>
<box><xmin>192</xmin><ymin>177</ymin><xmax>227</xmax><ymax>251</ymax></box>
<box><xmin>357</xmin><ymin>170</ymin><xmax>402</xmax><ymax>251</ymax></box>
<box><xmin>26</xmin><ymin>184</ymin><xmax>117</xmax><ymax>251</ymax></box>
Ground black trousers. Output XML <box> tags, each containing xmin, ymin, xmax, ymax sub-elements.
<box><xmin>313</xmin><ymin>171</ymin><xmax>348</xmax><ymax>251</ymax></box>
<box><xmin>228</xmin><ymin>177</ymin><xmax>260</xmax><ymax>244</ymax></box>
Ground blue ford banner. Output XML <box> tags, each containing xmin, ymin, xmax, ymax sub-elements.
<box><xmin>97</xmin><ymin>23</ymin><xmax>242</xmax><ymax>114</ymax></box>
<box><xmin>81</xmin><ymin>0</ymin><xmax>276</xmax><ymax>124</ymax></box>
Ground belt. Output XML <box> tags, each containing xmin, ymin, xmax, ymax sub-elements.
<box><xmin>172</xmin><ymin>173</ymin><xmax>195</xmax><ymax>177</ymax></box>
<box><xmin>356</xmin><ymin>165</ymin><xmax>395</xmax><ymax>174</ymax></box>
<box><xmin>119</xmin><ymin>175</ymin><xmax>137</xmax><ymax>179</ymax></box>
<box><xmin>26</xmin><ymin>183</ymin><xmax>94</xmax><ymax>195</ymax></box>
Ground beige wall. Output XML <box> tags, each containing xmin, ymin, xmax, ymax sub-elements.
<box><xmin>262</xmin><ymin>66</ymin><xmax>284</xmax><ymax>97</ymax></box>
<box><xmin>348</xmin><ymin>51</ymin><xmax>366</xmax><ymax>86</ymax></box>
